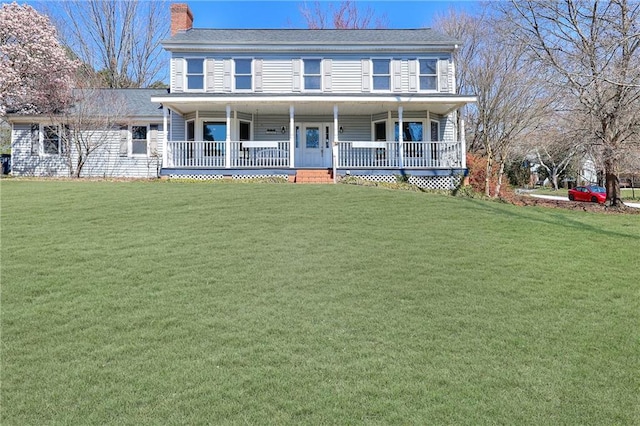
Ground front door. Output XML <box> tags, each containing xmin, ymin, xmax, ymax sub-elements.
<box><xmin>300</xmin><ymin>123</ymin><xmax>332</xmax><ymax>168</ymax></box>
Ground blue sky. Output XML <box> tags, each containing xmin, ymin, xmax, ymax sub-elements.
<box><xmin>186</xmin><ymin>1</ymin><xmax>479</xmax><ymax>29</ymax></box>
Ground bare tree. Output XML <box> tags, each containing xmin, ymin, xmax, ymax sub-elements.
<box><xmin>48</xmin><ymin>0</ymin><xmax>169</xmax><ymax>88</ymax></box>
<box><xmin>434</xmin><ymin>8</ymin><xmax>552</xmax><ymax>197</ymax></box>
<box><xmin>501</xmin><ymin>0</ymin><xmax>640</xmax><ymax>206</ymax></box>
<box><xmin>51</xmin><ymin>88</ymin><xmax>131</xmax><ymax>177</ymax></box>
<box><xmin>299</xmin><ymin>1</ymin><xmax>388</xmax><ymax>29</ymax></box>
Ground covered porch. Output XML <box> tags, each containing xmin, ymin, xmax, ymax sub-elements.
<box><xmin>152</xmin><ymin>93</ymin><xmax>475</xmax><ymax>174</ymax></box>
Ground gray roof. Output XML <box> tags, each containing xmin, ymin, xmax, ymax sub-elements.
<box><xmin>71</xmin><ymin>88</ymin><xmax>166</xmax><ymax>117</ymax></box>
<box><xmin>165</xmin><ymin>28</ymin><xmax>460</xmax><ymax>47</ymax></box>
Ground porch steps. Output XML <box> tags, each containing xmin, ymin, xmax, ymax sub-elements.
<box><xmin>295</xmin><ymin>169</ymin><xmax>334</xmax><ymax>184</ymax></box>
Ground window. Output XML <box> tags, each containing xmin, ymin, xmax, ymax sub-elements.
<box><xmin>203</xmin><ymin>122</ymin><xmax>226</xmax><ymax>156</ymax></box>
<box><xmin>419</xmin><ymin>59</ymin><xmax>438</xmax><ymax>90</ymax></box>
<box><xmin>131</xmin><ymin>126</ymin><xmax>148</xmax><ymax>155</ymax></box>
<box><xmin>372</xmin><ymin>59</ymin><xmax>390</xmax><ymax>90</ymax></box>
<box><xmin>303</xmin><ymin>59</ymin><xmax>321</xmax><ymax>90</ymax></box>
<box><xmin>186</xmin><ymin>59</ymin><xmax>204</xmax><ymax>90</ymax></box>
<box><xmin>42</xmin><ymin>125</ymin><xmax>61</xmax><ymax>155</ymax></box>
<box><xmin>234</xmin><ymin>59</ymin><xmax>252</xmax><ymax>90</ymax></box>
<box><xmin>374</xmin><ymin>121</ymin><xmax>387</xmax><ymax>141</ymax></box>
<box><xmin>395</xmin><ymin>122</ymin><xmax>424</xmax><ymax>142</ymax></box>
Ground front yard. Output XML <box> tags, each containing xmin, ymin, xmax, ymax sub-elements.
<box><xmin>1</xmin><ymin>180</ymin><xmax>638</xmax><ymax>424</ymax></box>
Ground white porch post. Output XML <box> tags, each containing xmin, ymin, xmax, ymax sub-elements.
<box><xmin>398</xmin><ymin>105</ymin><xmax>404</xmax><ymax>169</ymax></box>
<box><xmin>333</xmin><ymin>105</ymin><xmax>339</xmax><ymax>183</ymax></box>
<box><xmin>289</xmin><ymin>105</ymin><xmax>295</xmax><ymax>168</ymax></box>
<box><xmin>162</xmin><ymin>106</ymin><xmax>169</xmax><ymax>168</ymax></box>
<box><xmin>225</xmin><ymin>104</ymin><xmax>231</xmax><ymax>168</ymax></box>
<box><xmin>460</xmin><ymin>118</ymin><xmax>466</xmax><ymax>169</ymax></box>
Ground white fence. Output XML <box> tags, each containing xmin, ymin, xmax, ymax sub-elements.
<box><xmin>337</xmin><ymin>141</ymin><xmax>463</xmax><ymax>169</ymax></box>
<box><xmin>166</xmin><ymin>140</ymin><xmax>463</xmax><ymax>169</ymax></box>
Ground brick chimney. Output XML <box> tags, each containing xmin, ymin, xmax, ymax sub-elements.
<box><xmin>171</xmin><ymin>3</ymin><xmax>193</xmax><ymax>36</ymax></box>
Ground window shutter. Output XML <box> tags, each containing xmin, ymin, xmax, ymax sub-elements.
<box><xmin>323</xmin><ymin>59</ymin><xmax>332</xmax><ymax>92</ymax></box>
<box><xmin>439</xmin><ymin>59</ymin><xmax>450</xmax><ymax>92</ymax></box>
<box><xmin>173</xmin><ymin>58</ymin><xmax>184</xmax><ymax>92</ymax></box>
<box><xmin>30</xmin><ymin>124</ymin><xmax>39</xmax><ymax>155</ymax></box>
<box><xmin>362</xmin><ymin>59</ymin><xmax>370</xmax><ymax>92</ymax></box>
<box><xmin>149</xmin><ymin>124</ymin><xmax>159</xmax><ymax>156</ymax></box>
<box><xmin>292</xmin><ymin>59</ymin><xmax>301</xmax><ymax>92</ymax></box>
<box><xmin>392</xmin><ymin>60</ymin><xmax>402</xmax><ymax>92</ymax></box>
<box><xmin>223</xmin><ymin>59</ymin><xmax>232</xmax><ymax>92</ymax></box>
<box><xmin>119</xmin><ymin>125</ymin><xmax>128</xmax><ymax>157</ymax></box>
<box><xmin>408</xmin><ymin>60</ymin><xmax>418</xmax><ymax>92</ymax></box>
<box><xmin>205</xmin><ymin>58</ymin><xmax>215</xmax><ymax>92</ymax></box>
<box><xmin>254</xmin><ymin>59</ymin><xmax>263</xmax><ymax>92</ymax></box>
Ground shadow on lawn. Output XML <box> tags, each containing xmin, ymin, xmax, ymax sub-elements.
<box><xmin>461</xmin><ymin>198</ymin><xmax>640</xmax><ymax>242</ymax></box>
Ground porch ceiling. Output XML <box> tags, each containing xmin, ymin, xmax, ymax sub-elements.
<box><xmin>152</xmin><ymin>94</ymin><xmax>476</xmax><ymax>117</ymax></box>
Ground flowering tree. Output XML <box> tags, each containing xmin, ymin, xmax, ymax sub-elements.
<box><xmin>0</xmin><ymin>2</ymin><xmax>77</xmax><ymax>116</ymax></box>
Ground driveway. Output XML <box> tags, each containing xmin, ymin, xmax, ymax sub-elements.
<box><xmin>529</xmin><ymin>194</ymin><xmax>640</xmax><ymax>209</ymax></box>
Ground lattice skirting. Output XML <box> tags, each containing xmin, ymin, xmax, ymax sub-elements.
<box><xmin>168</xmin><ymin>174</ymin><xmax>225</xmax><ymax>180</ymax></box>
<box><xmin>231</xmin><ymin>174</ymin><xmax>289</xmax><ymax>180</ymax></box>
<box><xmin>168</xmin><ymin>174</ymin><xmax>288</xmax><ymax>181</ymax></box>
<box><xmin>351</xmin><ymin>174</ymin><xmax>462</xmax><ymax>190</ymax></box>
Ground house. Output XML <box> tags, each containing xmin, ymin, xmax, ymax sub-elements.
<box><xmin>9</xmin><ymin>88</ymin><xmax>167</xmax><ymax>178</ymax></box>
<box><xmin>9</xmin><ymin>3</ymin><xmax>476</xmax><ymax>187</ymax></box>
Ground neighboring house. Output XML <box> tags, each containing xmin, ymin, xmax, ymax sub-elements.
<box><xmin>9</xmin><ymin>3</ymin><xmax>476</xmax><ymax>187</ymax></box>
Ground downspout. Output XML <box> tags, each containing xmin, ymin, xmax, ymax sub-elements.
<box><xmin>398</xmin><ymin>106</ymin><xmax>404</xmax><ymax>169</ymax></box>
<box><xmin>289</xmin><ymin>105</ymin><xmax>295</xmax><ymax>168</ymax></box>
<box><xmin>162</xmin><ymin>106</ymin><xmax>169</xmax><ymax>168</ymax></box>
<box><xmin>225</xmin><ymin>104</ymin><xmax>231</xmax><ymax>168</ymax></box>
<box><xmin>333</xmin><ymin>105</ymin><xmax>339</xmax><ymax>183</ymax></box>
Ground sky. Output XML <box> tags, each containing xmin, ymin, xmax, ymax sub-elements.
<box><xmin>185</xmin><ymin>1</ymin><xmax>480</xmax><ymax>29</ymax></box>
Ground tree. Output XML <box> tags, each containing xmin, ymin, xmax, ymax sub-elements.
<box><xmin>52</xmin><ymin>88</ymin><xmax>131</xmax><ymax>178</ymax></box>
<box><xmin>49</xmin><ymin>0</ymin><xmax>169</xmax><ymax>88</ymax></box>
<box><xmin>299</xmin><ymin>1</ymin><xmax>388</xmax><ymax>29</ymax></box>
<box><xmin>434</xmin><ymin>8</ymin><xmax>552</xmax><ymax>197</ymax></box>
<box><xmin>502</xmin><ymin>0</ymin><xmax>640</xmax><ymax>206</ymax></box>
<box><xmin>0</xmin><ymin>2</ymin><xmax>77</xmax><ymax>116</ymax></box>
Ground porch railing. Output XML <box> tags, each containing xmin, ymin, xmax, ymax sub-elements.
<box><xmin>165</xmin><ymin>140</ymin><xmax>463</xmax><ymax>169</ymax></box>
<box><xmin>166</xmin><ymin>140</ymin><xmax>290</xmax><ymax>168</ymax></box>
<box><xmin>337</xmin><ymin>141</ymin><xmax>463</xmax><ymax>169</ymax></box>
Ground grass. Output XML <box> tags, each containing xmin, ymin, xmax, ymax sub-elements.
<box><xmin>1</xmin><ymin>180</ymin><xmax>639</xmax><ymax>424</ymax></box>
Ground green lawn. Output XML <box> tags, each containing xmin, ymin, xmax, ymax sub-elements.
<box><xmin>2</xmin><ymin>180</ymin><xmax>639</xmax><ymax>425</ymax></box>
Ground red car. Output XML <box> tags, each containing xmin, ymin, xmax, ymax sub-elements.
<box><xmin>568</xmin><ymin>185</ymin><xmax>607</xmax><ymax>203</ymax></box>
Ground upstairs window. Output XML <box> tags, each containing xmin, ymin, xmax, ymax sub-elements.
<box><xmin>372</xmin><ymin>59</ymin><xmax>390</xmax><ymax>90</ymax></box>
<box><xmin>419</xmin><ymin>59</ymin><xmax>438</xmax><ymax>91</ymax></box>
<box><xmin>235</xmin><ymin>59</ymin><xmax>252</xmax><ymax>90</ymax></box>
<box><xmin>303</xmin><ymin>59</ymin><xmax>321</xmax><ymax>90</ymax></box>
<box><xmin>186</xmin><ymin>58</ymin><xmax>204</xmax><ymax>90</ymax></box>
<box><xmin>131</xmin><ymin>125</ymin><xmax>148</xmax><ymax>155</ymax></box>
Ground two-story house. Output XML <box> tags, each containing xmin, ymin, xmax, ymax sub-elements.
<box><xmin>8</xmin><ymin>3</ymin><xmax>475</xmax><ymax>187</ymax></box>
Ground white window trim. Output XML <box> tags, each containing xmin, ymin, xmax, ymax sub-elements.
<box><xmin>372</xmin><ymin>119</ymin><xmax>388</xmax><ymax>141</ymax></box>
<box><xmin>184</xmin><ymin>58</ymin><xmax>206</xmax><ymax>93</ymax></box>
<box><xmin>185</xmin><ymin>119</ymin><xmax>196</xmax><ymax>141</ymax></box>
<box><xmin>233</xmin><ymin>58</ymin><xmax>253</xmax><ymax>92</ymax></box>
<box><xmin>394</xmin><ymin>120</ymin><xmax>427</xmax><ymax>142</ymax></box>
<box><xmin>371</xmin><ymin>58</ymin><xmax>392</xmax><ymax>92</ymax></box>
<box><xmin>302</xmin><ymin>58</ymin><xmax>323</xmax><ymax>92</ymax></box>
<box><xmin>417</xmin><ymin>58</ymin><xmax>439</xmax><ymax>92</ymax></box>
<box><xmin>430</xmin><ymin>119</ymin><xmax>440</xmax><ymax>142</ymax></box>
<box><xmin>129</xmin><ymin>124</ymin><xmax>150</xmax><ymax>157</ymax></box>
<box><xmin>40</xmin><ymin>123</ymin><xmax>64</xmax><ymax>156</ymax></box>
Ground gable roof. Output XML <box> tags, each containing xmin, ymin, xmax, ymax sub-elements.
<box><xmin>164</xmin><ymin>28</ymin><xmax>461</xmax><ymax>51</ymax></box>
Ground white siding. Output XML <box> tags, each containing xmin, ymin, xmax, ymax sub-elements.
<box><xmin>11</xmin><ymin>123</ymin><xmax>165</xmax><ymax>178</ymax></box>
<box><xmin>262</xmin><ymin>60</ymin><xmax>293</xmax><ymax>93</ymax></box>
<box><xmin>332</xmin><ymin>59</ymin><xmax>362</xmax><ymax>92</ymax></box>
